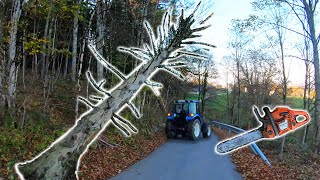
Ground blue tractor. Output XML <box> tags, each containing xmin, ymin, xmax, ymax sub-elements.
<box><xmin>166</xmin><ymin>100</ymin><xmax>211</xmax><ymax>140</ymax></box>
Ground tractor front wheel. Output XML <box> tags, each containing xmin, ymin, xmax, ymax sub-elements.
<box><xmin>166</xmin><ymin>121</ymin><xmax>176</xmax><ymax>138</ymax></box>
<box><xmin>188</xmin><ymin>119</ymin><xmax>201</xmax><ymax>140</ymax></box>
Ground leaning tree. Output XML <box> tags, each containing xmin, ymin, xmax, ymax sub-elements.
<box><xmin>15</xmin><ymin>3</ymin><xmax>215</xmax><ymax>179</ymax></box>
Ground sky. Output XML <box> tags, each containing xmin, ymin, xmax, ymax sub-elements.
<box><xmin>181</xmin><ymin>0</ymin><xmax>308</xmax><ymax>87</ymax></box>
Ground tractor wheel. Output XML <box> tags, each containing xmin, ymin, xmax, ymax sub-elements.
<box><xmin>188</xmin><ymin>119</ymin><xmax>201</xmax><ymax>140</ymax></box>
<box><xmin>166</xmin><ymin>121</ymin><xmax>176</xmax><ymax>138</ymax></box>
<box><xmin>202</xmin><ymin>122</ymin><xmax>211</xmax><ymax>138</ymax></box>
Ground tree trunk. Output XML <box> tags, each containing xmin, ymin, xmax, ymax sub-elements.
<box><xmin>300</xmin><ymin>0</ymin><xmax>320</xmax><ymax>154</ymax></box>
<box><xmin>302</xmin><ymin>37</ymin><xmax>310</xmax><ymax>144</ymax></box>
<box><xmin>41</xmin><ymin>3</ymin><xmax>52</xmax><ymax>80</ymax></box>
<box><xmin>71</xmin><ymin>1</ymin><xmax>79</xmax><ymax>81</ymax></box>
<box><xmin>96</xmin><ymin>0</ymin><xmax>107</xmax><ymax>80</ymax></box>
<box><xmin>279</xmin><ymin>36</ymin><xmax>287</xmax><ymax>159</ymax></box>
<box><xmin>7</xmin><ymin>0</ymin><xmax>23</xmax><ymax>109</ymax></box>
<box><xmin>22</xmin><ymin>30</ymin><xmax>27</xmax><ymax>91</ymax></box>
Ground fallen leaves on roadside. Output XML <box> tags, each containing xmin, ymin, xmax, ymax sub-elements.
<box><xmin>213</xmin><ymin>127</ymin><xmax>319</xmax><ymax>180</ymax></box>
<box><xmin>78</xmin><ymin>131</ymin><xmax>167</xmax><ymax>179</ymax></box>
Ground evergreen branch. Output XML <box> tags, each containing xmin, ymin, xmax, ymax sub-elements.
<box><xmin>143</xmin><ymin>43</ymin><xmax>154</xmax><ymax>57</ymax></box>
<box><xmin>177</xmin><ymin>51</ymin><xmax>209</xmax><ymax>60</ymax></box>
<box><xmin>200</xmin><ymin>12</ymin><xmax>214</xmax><ymax>25</ymax></box>
<box><xmin>182</xmin><ymin>41</ymin><xmax>217</xmax><ymax>48</ymax></box>
<box><xmin>191</xmin><ymin>25</ymin><xmax>212</xmax><ymax>33</ymax></box>
<box><xmin>158</xmin><ymin>26</ymin><xmax>164</xmax><ymax>48</ymax></box>
<box><xmin>190</xmin><ymin>34</ymin><xmax>203</xmax><ymax>39</ymax></box>
<box><xmin>162</xmin><ymin>11</ymin><xmax>168</xmax><ymax>36</ymax></box>
<box><xmin>130</xmin><ymin>47</ymin><xmax>150</xmax><ymax>56</ymax></box>
<box><xmin>144</xmin><ymin>21</ymin><xmax>157</xmax><ymax>54</ymax></box>
<box><xmin>191</xmin><ymin>2</ymin><xmax>202</xmax><ymax>18</ymax></box>
<box><xmin>164</xmin><ymin>61</ymin><xmax>188</xmax><ymax>67</ymax></box>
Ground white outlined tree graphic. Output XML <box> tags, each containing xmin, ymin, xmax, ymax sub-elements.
<box><xmin>15</xmin><ymin>3</ymin><xmax>215</xmax><ymax>179</ymax></box>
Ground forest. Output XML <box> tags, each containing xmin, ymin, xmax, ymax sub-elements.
<box><xmin>0</xmin><ymin>0</ymin><xmax>320</xmax><ymax>179</ymax></box>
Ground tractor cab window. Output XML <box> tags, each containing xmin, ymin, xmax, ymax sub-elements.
<box><xmin>174</xmin><ymin>103</ymin><xmax>188</xmax><ymax>114</ymax></box>
<box><xmin>189</xmin><ymin>103</ymin><xmax>197</xmax><ymax>114</ymax></box>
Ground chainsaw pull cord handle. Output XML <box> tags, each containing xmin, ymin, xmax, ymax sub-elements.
<box><xmin>263</xmin><ymin>107</ymin><xmax>279</xmax><ymax>136</ymax></box>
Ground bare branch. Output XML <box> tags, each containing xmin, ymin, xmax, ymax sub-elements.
<box><xmin>145</xmin><ymin>80</ymin><xmax>163</xmax><ymax>88</ymax></box>
<box><xmin>78</xmin><ymin>96</ymin><xmax>95</xmax><ymax>108</ymax></box>
<box><xmin>88</xmin><ymin>43</ymin><xmax>127</xmax><ymax>80</ymax></box>
<box><xmin>286</xmin><ymin>55</ymin><xmax>314</xmax><ymax>63</ymax></box>
<box><xmin>261</xmin><ymin>19</ymin><xmax>310</xmax><ymax>39</ymax></box>
<box><xmin>111</xmin><ymin>117</ymin><xmax>131</xmax><ymax>137</ymax></box>
<box><xmin>89</xmin><ymin>95</ymin><xmax>104</xmax><ymax>102</ymax></box>
<box><xmin>127</xmin><ymin>102</ymin><xmax>141</xmax><ymax>118</ymax></box>
<box><xmin>113</xmin><ymin>114</ymin><xmax>138</xmax><ymax>133</ymax></box>
<box><xmin>118</xmin><ymin>47</ymin><xmax>151</xmax><ymax>62</ymax></box>
<box><xmin>86</xmin><ymin>71</ymin><xmax>110</xmax><ymax>96</ymax></box>
<box><xmin>280</xmin><ymin>0</ymin><xmax>311</xmax><ymax>37</ymax></box>
<box><xmin>159</xmin><ymin>65</ymin><xmax>185</xmax><ymax>80</ymax></box>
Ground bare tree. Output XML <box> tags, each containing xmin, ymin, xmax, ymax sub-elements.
<box><xmin>71</xmin><ymin>0</ymin><xmax>80</xmax><ymax>81</ymax></box>
<box><xmin>253</xmin><ymin>0</ymin><xmax>291</xmax><ymax>159</ymax></box>
<box><xmin>278</xmin><ymin>0</ymin><xmax>320</xmax><ymax>154</ymax></box>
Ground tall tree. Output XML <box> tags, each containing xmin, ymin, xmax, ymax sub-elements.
<box><xmin>278</xmin><ymin>0</ymin><xmax>320</xmax><ymax>154</ymax></box>
<box><xmin>71</xmin><ymin>0</ymin><xmax>80</xmax><ymax>81</ymax></box>
<box><xmin>253</xmin><ymin>0</ymin><xmax>290</xmax><ymax>159</ymax></box>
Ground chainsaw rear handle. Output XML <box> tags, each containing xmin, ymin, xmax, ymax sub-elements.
<box><xmin>291</xmin><ymin>110</ymin><xmax>310</xmax><ymax>129</ymax></box>
<box><xmin>263</xmin><ymin>107</ymin><xmax>279</xmax><ymax>136</ymax></box>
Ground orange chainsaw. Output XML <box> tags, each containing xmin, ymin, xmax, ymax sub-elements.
<box><xmin>216</xmin><ymin>106</ymin><xmax>310</xmax><ymax>154</ymax></box>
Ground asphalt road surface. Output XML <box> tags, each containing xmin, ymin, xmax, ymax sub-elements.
<box><xmin>111</xmin><ymin>134</ymin><xmax>242</xmax><ymax>180</ymax></box>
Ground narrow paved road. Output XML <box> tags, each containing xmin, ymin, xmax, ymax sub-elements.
<box><xmin>111</xmin><ymin>134</ymin><xmax>242</xmax><ymax>180</ymax></box>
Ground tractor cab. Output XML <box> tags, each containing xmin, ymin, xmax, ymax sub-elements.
<box><xmin>166</xmin><ymin>100</ymin><xmax>211</xmax><ymax>140</ymax></box>
<box><xmin>168</xmin><ymin>100</ymin><xmax>202</xmax><ymax>123</ymax></box>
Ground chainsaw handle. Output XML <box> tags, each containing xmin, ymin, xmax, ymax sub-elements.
<box><xmin>292</xmin><ymin>110</ymin><xmax>310</xmax><ymax>128</ymax></box>
<box><xmin>253</xmin><ymin>106</ymin><xmax>264</xmax><ymax>122</ymax></box>
<box><xmin>263</xmin><ymin>107</ymin><xmax>279</xmax><ymax>136</ymax></box>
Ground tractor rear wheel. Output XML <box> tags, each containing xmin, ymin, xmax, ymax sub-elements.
<box><xmin>202</xmin><ymin>122</ymin><xmax>211</xmax><ymax>138</ymax></box>
<box><xmin>188</xmin><ymin>119</ymin><xmax>201</xmax><ymax>140</ymax></box>
<box><xmin>166</xmin><ymin>121</ymin><xmax>176</xmax><ymax>138</ymax></box>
